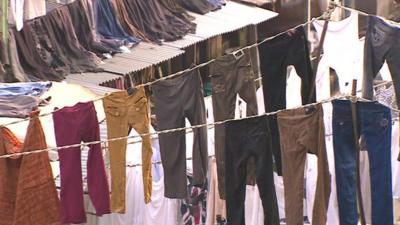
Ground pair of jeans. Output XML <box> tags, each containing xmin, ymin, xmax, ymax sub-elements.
<box><xmin>0</xmin><ymin>111</ymin><xmax>60</xmax><ymax>225</ymax></box>
<box><xmin>0</xmin><ymin>95</ymin><xmax>39</xmax><ymax>118</ymax></box>
<box><xmin>94</xmin><ymin>0</ymin><xmax>140</xmax><ymax>45</ymax></box>
<box><xmin>332</xmin><ymin>100</ymin><xmax>393</xmax><ymax>225</ymax></box>
<box><xmin>362</xmin><ymin>16</ymin><xmax>400</xmax><ymax>106</ymax></box>
<box><xmin>210</xmin><ymin>48</ymin><xmax>258</xmax><ymax>199</ymax></box>
<box><xmin>0</xmin><ymin>81</ymin><xmax>51</xmax><ymax>96</ymax></box>
<box><xmin>103</xmin><ymin>87</ymin><xmax>152</xmax><ymax>212</ymax></box>
<box><xmin>53</xmin><ymin>102</ymin><xmax>110</xmax><ymax>224</ymax></box>
<box><xmin>152</xmin><ymin>69</ymin><xmax>208</xmax><ymax>198</ymax></box>
<box><xmin>277</xmin><ymin>104</ymin><xmax>330</xmax><ymax>225</ymax></box>
<box><xmin>225</xmin><ymin>115</ymin><xmax>279</xmax><ymax>225</ymax></box>
<box><xmin>259</xmin><ymin>26</ymin><xmax>315</xmax><ymax>176</ymax></box>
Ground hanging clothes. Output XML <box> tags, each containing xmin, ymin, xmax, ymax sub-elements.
<box><xmin>94</xmin><ymin>0</ymin><xmax>139</xmax><ymax>45</ymax></box>
<box><xmin>362</xmin><ymin>15</ymin><xmax>400</xmax><ymax>105</ymax></box>
<box><xmin>8</xmin><ymin>0</ymin><xmax>24</xmax><ymax>31</ymax></box>
<box><xmin>152</xmin><ymin>69</ymin><xmax>208</xmax><ymax>199</ymax></box>
<box><xmin>0</xmin><ymin>95</ymin><xmax>39</xmax><ymax>118</ymax></box>
<box><xmin>258</xmin><ymin>26</ymin><xmax>315</xmax><ymax>177</ymax></box>
<box><xmin>313</xmin><ymin>12</ymin><xmax>363</xmax><ymax>98</ymax></box>
<box><xmin>67</xmin><ymin>0</ymin><xmax>120</xmax><ymax>58</ymax></box>
<box><xmin>102</xmin><ymin>87</ymin><xmax>153</xmax><ymax>212</ymax></box>
<box><xmin>0</xmin><ymin>110</ymin><xmax>60</xmax><ymax>225</ymax></box>
<box><xmin>210</xmin><ymin>48</ymin><xmax>258</xmax><ymax>199</ymax></box>
<box><xmin>332</xmin><ymin>100</ymin><xmax>393</xmax><ymax>225</ymax></box>
<box><xmin>0</xmin><ymin>81</ymin><xmax>51</xmax><ymax>96</ymax></box>
<box><xmin>178</xmin><ymin>0</ymin><xmax>216</xmax><ymax>14</ymax></box>
<box><xmin>180</xmin><ymin>176</ymin><xmax>207</xmax><ymax>225</ymax></box>
<box><xmin>277</xmin><ymin>104</ymin><xmax>331</xmax><ymax>225</ymax></box>
<box><xmin>53</xmin><ymin>101</ymin><xmax>110</xmax><ymax>224</ymax></box>
<box><xmin>224</xmin><ymin>115</ymin><xmax>280</xmax><ymax>225</ymax></box>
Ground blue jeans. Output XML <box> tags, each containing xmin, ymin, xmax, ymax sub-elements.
<box><xmin>332</xmin><ymin>100</ymin><xmax>393</xmax><ymax>225</ymax></box>
<box><xmin>94</xmin><ymin>0</ymin><xmax>140</xmax><ymax>45</ymax></box>
<box><xmin>0</xmin><ymin>82</ymin><xmax>52</xmax><ymax>96</ymax></box>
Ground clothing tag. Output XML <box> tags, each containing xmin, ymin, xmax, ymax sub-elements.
<box><xmin>305</xmin><ymin>105</ymin><xmax>317</xmax><ymax>114</ymax></box>
<box><xmin>233</xmin><ymin>50</ymin><xmax>244</xmax><ymax>59</ymax></box>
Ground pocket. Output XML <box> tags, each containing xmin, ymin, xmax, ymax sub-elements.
<box><xmin>211</xmin><ymin>72</ymin><xmax>225</xmax><ymax>94</ymax></box>
<box><xmin>238</xmin><ymin>63</ymin><xmax>254</xmax><ymax>83</ymax></box>
<box><xmin>105</xmin><ymin>106</ymin><xmax>125</xmax><ymax>117</ymax></box>
<box><xmin>133</xmin><ymin>98</ymin><xmax>148</xmax><ymax>113</ymax></box>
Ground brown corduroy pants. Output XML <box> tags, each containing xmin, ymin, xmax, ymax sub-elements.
<box><xmin>277</xmin><ymin>104</ymin><xmax>331</xmax><ymax>225</ymax></box>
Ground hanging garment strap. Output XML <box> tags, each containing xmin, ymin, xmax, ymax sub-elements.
<box><xmin>350</xmin><ymin>79</ymin><xmax>366</xmax><ymax>225</ymax></box>
<box><xmin>308</xmin><ymin>1</ymin><xmax>336</xmax><ymax>103</ymax></box>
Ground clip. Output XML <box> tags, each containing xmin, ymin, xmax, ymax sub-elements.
<box><xmin>127</xmin><ymin>87</ymin><xmax>138</xmax><ymax>96</ymax></box>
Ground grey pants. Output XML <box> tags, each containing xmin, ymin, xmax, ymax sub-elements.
<box><xmin>210</xmin><ymin>48</ymin><xmax>258</xmax><ymax>199</ymax></box>
<box><xmin>152</xmin><ymin>69</ymin><xmax>208</xmax><ymax>198</ymax></box>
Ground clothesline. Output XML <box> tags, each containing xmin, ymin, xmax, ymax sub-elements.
<box><xmin>0</xmin><ymin>8</ymin><xmax>332</xmax><ymax>128</ymax></box>
<box><xmin>1</xmin><ymin>94</ymin><xmax>399</xmax><ymax>159</ymax></box>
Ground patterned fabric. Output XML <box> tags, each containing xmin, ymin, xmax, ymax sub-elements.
<box><xmin>374</xmin><ymin>81</ymin><xmax>398</xmax><ymax>118</ymax></box>
<box><xmin>0</xmin><ymin>110</ymin><xmax>60</xmax><ymax>225</ymax></box>
<box><xmin>181</xmin><ymin>176</ymin><xmax>207</xmax><ymax>225</ymax></box>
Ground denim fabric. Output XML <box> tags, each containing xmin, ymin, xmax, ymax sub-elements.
<box><xmin>259</xmin><ymin>26</ymin><xmax>315</xmax><ymax>176</ymax></box>
<box><xmin>0</xmin><ymin>81</ymin><xmax>51</xmax><ymax>96</ymax></box>
<box><xmin>225</xmin><ymin>115</ymin><xmax>280</xmax><ymax>225</ymax></box>
<box><xmin>332</xmin><ymin>100</ymin><xmax>393</xmax><ymax>225</ymax></box>
<box><xmin>362</xmin><ymin>16</ymin><xmax>400</xmax><ymax>106</ymax></box>
<box><xmin>94</xmin><ymin>0</ymin><xmax>139</xmax><ymax>45</ymax></box>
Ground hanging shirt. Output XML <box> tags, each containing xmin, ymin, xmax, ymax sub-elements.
<box><xmin>313</xmin><ymin>12</ymin><xmax>362</xmax><ymax>98</ymax></box>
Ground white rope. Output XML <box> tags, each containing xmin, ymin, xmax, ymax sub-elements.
<box><xmin>0</xmin><ymin>94</ymin><xmax>376</xmax><ymax>159</ymax></box>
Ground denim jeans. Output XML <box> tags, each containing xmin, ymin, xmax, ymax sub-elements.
<box><xmin>94</xmin><ymin>0</ymin><xmax>139</xmax><ymax>45</ymax></box>
<box><xmin>0</xmin><ymin>81</ymin><xmax>51</xmax><ymax>96</ymax></box>
<box><xmin>362</xmin><ymin>16</ymin><xmax>400</xmax><ymax>106</ymax></box>
<box><xmin>225</xmin><ymin>115</ymin><xmax>279</xmax><ymax>225</ymax></box>
<box><xmin>332</xmin><ymin>100</ymin><xmax>393</xmax><ymax>225</ymax></box>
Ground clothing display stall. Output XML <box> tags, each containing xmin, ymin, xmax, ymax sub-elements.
<box><xmin>2</xmin><ymin>2</ymin><xmax>400</xmax><ymax>225</ymax></box>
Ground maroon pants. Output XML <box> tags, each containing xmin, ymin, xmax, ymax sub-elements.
<box><xmin>53</xmin><ymin>102</ymin><xmax>110</xmax><ymax>224</ymax></box>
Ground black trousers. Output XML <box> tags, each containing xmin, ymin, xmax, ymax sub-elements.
<box><xmin>225</xmin><ymin>115</ymin><xmax>279</xmax><ymax>225</ymax></box>
<box><xmin>258</xmin><ymin>27</ymin><xmax>315</xmax><ymax>175</ymax></box>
